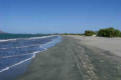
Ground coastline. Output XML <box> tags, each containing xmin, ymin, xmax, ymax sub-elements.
<box><xmin>0</xmin><ymin>35</ymin><xmax>60</xmax><ymax>73</ymax></box>
<box><xmin>0</xmin><ymin>35</ymin><xmax>61</xmax><ymax>80</ymax></box>
<box><xmin>16</xmin><ymin>36</ymin><xmax>121</xmax><ymax>80</ymax></box>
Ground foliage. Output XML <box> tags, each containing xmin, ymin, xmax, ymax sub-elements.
<box><xmin>97</xmin><ymin>27</ymin><xmax>121</xmax><ymax>37</ymax></box>
<box><xmin>84</xmin><ymin>30</ymin><xmax>96</xmax><ymax>36</ymax></box>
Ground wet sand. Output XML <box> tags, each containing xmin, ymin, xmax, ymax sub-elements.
<box><xmin>16</xmin><ymin>36</ymin><xmax>121</xmax><ymax>80</ymax></box>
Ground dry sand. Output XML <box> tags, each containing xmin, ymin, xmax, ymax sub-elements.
<box><xmin>71</xmin><ymin>35</ymin><xmax>121</xmax><ymax>57</ymax></box>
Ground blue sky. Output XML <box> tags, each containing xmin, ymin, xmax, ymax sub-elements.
<box><xmin>0</xmin><ymin>0</ymin><xmax>121</xmax><ymax>33</ymax></box>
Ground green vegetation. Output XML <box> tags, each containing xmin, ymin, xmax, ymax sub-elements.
<box><xmin>83</xmin><ymin>27</ymin><xmax>121</xmax><ymax>37</ymax></box>
<box><xmin>0</xmin><ymin>33</ymin><xmax>49</xmax><ymax>39</ymax></box>
<box><xmin>84</xmin><ymin>30</ymin><xmax>96</xmax><ymax>36</ymax></box>
<box><xmin>97</xmin><ymin>27</ymin><xmax>121</xmax><ymax>37</ymax></box>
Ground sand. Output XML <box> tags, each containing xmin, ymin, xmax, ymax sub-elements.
<box><xmin>71</xmin><ymin>35</ymin><xmax>121</xmax><ymax>57</ymax></box>
<box><xmin>16</xmin><ymin>36</ymin><xmax>121</xmax><ymax>80</ymax></box>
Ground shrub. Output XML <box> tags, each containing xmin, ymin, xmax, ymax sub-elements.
<box><xmin>97</xmin><ymin>27</ymin><xmax>121</xmax><ymax>37</ymax></box>
<box><xmin>84</xmin><ymin>30</ymin><xmax>96</xmax><ymax>36</ymax></box>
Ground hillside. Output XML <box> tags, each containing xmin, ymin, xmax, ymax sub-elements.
<box><xmin>0</xmin><ymin>30</ymin><xmax>5</xmax><ymax>33</ymax></box>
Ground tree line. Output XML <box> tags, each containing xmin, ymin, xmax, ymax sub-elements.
<box><xmin>84</xmin><ymin>27</ymin><xmax>121</xmax><ymax>37</ymax></box>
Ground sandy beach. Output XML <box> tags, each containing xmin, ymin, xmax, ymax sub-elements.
<box><xmin>71</xmin><ymin>35</ymin><xmax>121</xmax><ymax>57</ymax></box>
<box><xmin>16</xmin><ymin>36</ymin><xmax>121</xmax><ymax>80</ymax></box>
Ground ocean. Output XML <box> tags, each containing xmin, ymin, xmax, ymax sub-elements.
<box><xmin>0</xmin><ymin>35</ymin><xmax>61</xmax><ymax>80</ymax></box>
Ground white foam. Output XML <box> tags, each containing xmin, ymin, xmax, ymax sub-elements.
<box><xmin>28</xmin><ymin>35</ymin><xmax>55</xmax><ymax>40</ymax></box>
<box><xmin>0</xmin><ymin>35</ymin><xmax>60</xmax><ymax>73</ymax></box>
<box><xmin>0</xmin><ymin>35</ymin><xmax>55</xmax><ymax>42</ymax></box>
<box><xmin>20</xmin><ymin>35</ymin><xmax>56</xmax><ymax>40</ymax></box>
<box><xmin>0</xmin><ymin>67</ymin><xmax>9</xmax><ymax>73</ymax></box>
<box><xmin>0</xmin><ymin>49</ymin><xmax>47</xmax><ymax>73</ymax></box>
<box><xmin>0</xmin><ymin>35</ymin><xmax>56</xmax><ymax>50</ymax></box>
<box><xmin>0</xmin><ymin>35</ymin><xmax>55</xmax><ymax>50</ymax></box>
<box><xmin>0</xmin><ymin>44</ymin><xmax>40</xmax><ymax>50</ymax></box>
<box><xmin>0</xmin><ymin>39</ymin><xmax>17</xmax><ymax>42</ymax></box>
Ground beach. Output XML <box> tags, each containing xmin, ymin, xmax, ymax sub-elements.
<box><xmin>17</xmin><ymin>36</ymin><xmax>121</xmax><ymax>80</ymax></box>
<box><xmin>71</xmin><ymin>35</ymin><xmax>121</xmax><ymax>57</ymax></box>
<box><xmin>0</xmin><ymin>35</ymin><xmax>61</xmax><ymax>80</ymax></box>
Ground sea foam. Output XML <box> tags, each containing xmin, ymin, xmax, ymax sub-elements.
<box><xmin>0</xmin><ymin>35</ymin><xmax>61</xmax><ymax>73</ymax></box>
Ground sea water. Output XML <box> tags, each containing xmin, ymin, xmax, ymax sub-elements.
<box><xmin>0</xmin><ymin>35</ymin><xmax>61</xmax><ymax>80</ymax></box>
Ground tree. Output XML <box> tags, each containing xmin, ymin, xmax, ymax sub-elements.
<box><xmin>97</xmin><ymin>27</ymin><xmax>121</xmax><ymax>37</ymax></box>
<box><xmin>84</xmin><ymin>30</ymin><xmax>96</xmax><ymax>36</ymax></box>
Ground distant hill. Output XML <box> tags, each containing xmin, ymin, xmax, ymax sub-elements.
<box><xmin>0</xmin><ymin>30</ymin><xmax>5</xmax><ymax>33</ymax></box>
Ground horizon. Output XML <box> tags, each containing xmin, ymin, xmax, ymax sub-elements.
<box><xmin>0</xmin><ymin>0</ymin><xmax>121</xmax><ymax>34</ymax></box>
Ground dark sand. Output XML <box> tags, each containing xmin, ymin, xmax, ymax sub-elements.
<box><xmin>16</xmin><ymin>36</ymin><xmax>121</xmax><ymax>80</ymax></box>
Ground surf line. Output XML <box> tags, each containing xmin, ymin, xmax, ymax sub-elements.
<box><xmin>0</xmin><ymin>35</ymin><xmax>56</xmax><ymax>42</ymax></box>
<box><xmin>0</xmin><ymin>48</ymin><xmax>48</xmax><ymax>73</ymax></box>
<box><xmin>0</xmin><ymin>35</ymin><xmax>60</xmax><ymax>73</ymax></box>
<box><xmin>0</xmin><ymin>44</ymin><xmax>40</xmax><ymax>50</ymax></box>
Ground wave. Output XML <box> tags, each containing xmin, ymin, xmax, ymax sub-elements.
<box><xmin>0</xmin><ymin>35</ymin><xmax>61</xmax><ymax>73</ymax></box>
<box><xmin>0</xmin><ymin>44</ymin><xmax>40</xmax><ymax>50</ymax></box>
<box><xmin>27</xmin><ymin>35</ymin><xmax>55</xmax><ymax>40</ymax></box>
<box><xmin>0</xmin><ymin>35</ymin><xmax>55</xmax><ymax>42</ymax></box>
<box><xmin>0</xmin><ymin>39</ymin><xmax>17</xmax><ymax>42</ymax></box>
<box><xmin>0</xmin><ymin>49</ymin><xmax>47</xmax><ymax>73</ymax></box>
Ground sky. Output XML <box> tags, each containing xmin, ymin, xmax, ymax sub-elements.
<box><xmin>0</xmin><ymin>0</ymin><xmax>121</xmax><ymax>34</ymax></box>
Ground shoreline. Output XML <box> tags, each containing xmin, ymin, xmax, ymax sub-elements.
<box><xmin>0</xmin><ymin>35</ymin><xmax>61</xmax><ymax>80</ymax></box>
<box><xmin>16</xmin><ymin>36</ymin><xmax>121</xmax><ymax>80</ymax></box>
<box><xmin>0</xmin><ymin>35</ymin><xmax>60</xmax><ymax>73</ymax></box>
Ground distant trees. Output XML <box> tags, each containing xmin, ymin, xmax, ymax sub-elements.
<box><xmin>84</xmin><ymin>27</ymin><xmax>121</xmax><ymax>37</ymax></box>
<box><xmin>97</xmin><ymin>27</ymin><xmax>121</xmax><ymax>37</ymax></box>
<box><xmin>84</xmin><ymin>30</ymin><xmax>96</xmax><ymax>36</ymax></box>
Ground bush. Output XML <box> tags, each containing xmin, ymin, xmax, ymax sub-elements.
<box><xmin>84</xmin><ymin>30</ymin><xmax>96</xmax><ymax>36</ymax></box>
<box><xmin>97</xmin><ymin>27</ymin><xmax>121</xmax><ymax>37</ymax></box>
